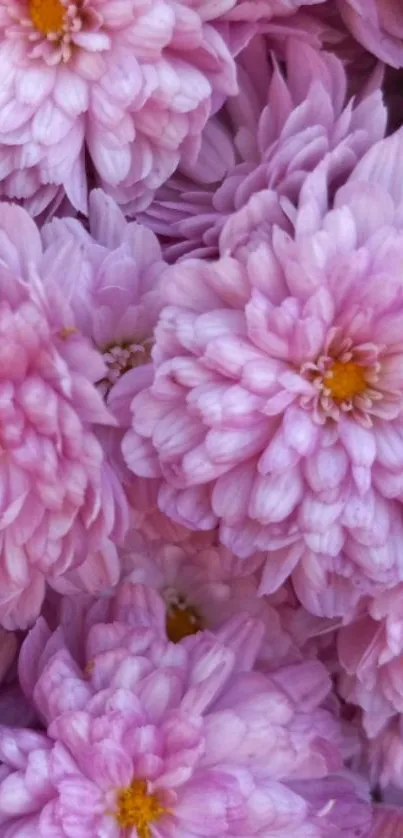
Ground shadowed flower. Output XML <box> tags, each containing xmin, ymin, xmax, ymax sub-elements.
<box><xmin>43</xmin><ymin>189</ymin><xmax>168</xmax><ymax>532</ymax></box>
<box><xmin>139</xmin><ymin>36</ymin><xmax>385</xmax><ymax>261</ymax></box>
<box><xmin>0</xmin><ymin>0</ymin><xmax>254</xmax><ymax>217</ymax></box>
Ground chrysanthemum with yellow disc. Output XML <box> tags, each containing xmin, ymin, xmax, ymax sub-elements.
<box><xmin>0</xmin><ymin>0</ymin><xmax>245</xmax><ymax>216</ymax></box>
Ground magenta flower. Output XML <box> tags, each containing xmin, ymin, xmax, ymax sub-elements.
<box><xmin>0</xmin><ymin>0</ymin><xmax>254</xmax><ymax>218</ymax></box>
<box><xmin>0</xmin><ymin>600</ymin><xmax>371</xmax><ymax>837</ymax></box>
<box><xmin>338</xmin><ymin>0</ymin><xmax>403</xmax><ymax>68</ymax></box>
<box><xmin>0</xmin><ymin>201</ymin><xmax>124</xmax><ymax>630</ymax></box>
<box><xmin>139</xmin><ymin>36</ymin><xmax>386</xmax><ymax>261</ymax></box>
<box><xmin>123</xmin><ymin>128</ymin><xmax>403</xmax><ymax>618</ymax></box>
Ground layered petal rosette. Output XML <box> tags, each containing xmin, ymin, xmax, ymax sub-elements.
<box><xmin>0</xmin><ymin>594</ymin><xmax>371</xmax><ymax>837</ymax></box>
<box><xmin>0</xmin><ymin>0</ymin><xmax>253</xmax><ymax>217</ymax></box>
<box><xmin>140</xmin><ymin>36</ymin><xmax>385</xmax><ymax>261</ymax></box>
<box><xmin>0</xmin><ymin>202</ymin><xmax>122</xmax><ymax>629</ymax></box>
<box><xmin>124</xmin><ymin>128</ymin><xmax>403</xmax><ymax>618</ymax></box>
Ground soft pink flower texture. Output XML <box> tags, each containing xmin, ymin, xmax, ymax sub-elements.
<box><xmin>338</xmin><ymin>587</ymin><xmax>403</xmax><ymax>738</ymax></box>
<box><xmin>0</xmin><ymin>201</ymin><xmax>125</xmax><ymax>630</ymax></box>
<box><xmin>337</xmin><ymin>0</ymin><xmax>403</xmax><ymax>68</ymax></box>
<box><xmin>119</xmin><ymin>532</ymin><xmax>334</xmax><ymax>668</ymax></box>
<box><xmin>121</xmin><ymin>530</ymin><xmax>264</xmax><ymax>620</ymax></box>
<box><xmin>0</xmin><ymin>0</ymin><xmax>256</xmax><ymax>218</ymax></box>
<box><xmin>43</xmin><ymin>189</ymin><xmax>168</xmax><ymax>532</ymax></box>
<box><xmin>368</xmin><ymin>805</ymin><xmax>403</xmax><ymax>836</ymax></box>
<box><xmin>139</xmin><ymin>36</ymin><xmax>385</xmax><ymax>261</ymax></box>
<box><xmin>0</xmin><ymin>601</ymin><xmax>371</xmax><ymax>837</ymax></box>
<box><xmin>123</xmin><ymin>127</ymin><xmax>403</xmax><ymax>619</ymax></box>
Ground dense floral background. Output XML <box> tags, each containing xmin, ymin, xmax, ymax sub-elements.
<box><xmin>1</xmin><ymin>0</ymin><xmax>403</xmax><ymax>835</ymax></box>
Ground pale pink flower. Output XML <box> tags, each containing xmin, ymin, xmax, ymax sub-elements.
<box><xmin>0</xmin><ymin>201</ymin><xmax>125</xmax><ymax>630</ymax></box>
<box><xmin>140</xmin><ymin>36</ymin><xmax>385</xmax><ymax>261</ymax></box>
<box><xmin>124</xmin><ymin>128</ymin><xmax>403</xmax><ymax>618</ymax></box>
<box><xmin>0</xmin><ymin>0</ymin><xmax>254</xmax><ymax>217</ymax></box>
<box><xmin>337</xmin><ymin>0</ymin><xmax>403</xmax><ymax>68</ymax></box>
<box><xmin>0</xmin><ymin>603</ymin><xmax>371</xmax><ymax>837</ymax></box>
<box><xmin>43</xmin><ymin>189</ymin><xmax>168</xmax><ymax>531</ymax></box>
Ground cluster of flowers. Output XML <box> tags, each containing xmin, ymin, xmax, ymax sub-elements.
<box><xmin>2</xmin><ymin>0</ymin><xmax>403</xmax><ymax>835</ymax></box>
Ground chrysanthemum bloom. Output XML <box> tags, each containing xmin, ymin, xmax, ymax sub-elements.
<box><xmin>119</xmin><ymin>531</ymin><xmax>277</xmax><ymax>646</ymax></box>
<box><xmin>0</xmin><ymin>201</ymin><xmax>126</xmax><ymax>630</ymax></box>
<box><xmin>0</xmin><ymin>603</ymin><xmax>371</xmax><ymax>837</ymax></box>
<box><xmin>124</xmin><ymin>128</ymin><xmax>403</xmax><ymax>618</ymax></box>
<box><xmin>337</xmin><ymin>0</ymin><xmax>403</xmax><ymax>68</ymax></box>
<box><xmin>338</xmin><ymin>587</ymin><xmax>403</xmax><ymax>738</ymax></box>
<box><xmin>139</xmin><ymin>36</ymin><xmax>386</xmax><ymax>261</ymax></box>
<box><xmin>0</xmin><ymin>0</ymin><xmax>256</xmax><ymax>218</ymax></box>
<box><xmin>43</xmin><ymin>189</ymin><xmax>169</xmax><ymax>533</ymax></box>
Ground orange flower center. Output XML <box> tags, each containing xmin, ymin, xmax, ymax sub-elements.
<box><xmin>323</xmin><ymin>360</ymin><xmax>367</xmax><ymax>402</ymax></box>
<box><xmin>116</xmin><ymin>779</ymin><xmax>166</xmax><ymax>837</ymax></box>
<box><xmin>166</xmin><ymin>601</ymin><xmax>203</xmax><ymax>643</ymax></box>
<box><xmin>28</xmin><ymin>0</ymin><xmax>66</xmax><ymax>35</ymax></box>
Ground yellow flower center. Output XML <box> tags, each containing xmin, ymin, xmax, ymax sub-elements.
<box><xmin>115</xmin><ymin>779</ymin><xmax>166</xmax><ymax>837</ymax></box>
<box><xmin>28</xmin><ymin>0</ymin><xmax>66</xmax><ymax>35</ymax></box>
<box><xmin>323</xmin><ymin>360</ymin><xmax>367</xmax><ymax>402</ymax></box>
<box><xmin>166</xmin><ymin>602</ymin><xmax>203</xmax><ymax>644</ymax></box>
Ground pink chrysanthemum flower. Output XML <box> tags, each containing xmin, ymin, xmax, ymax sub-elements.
<box><xmin>0</xmin><ymin>200</ymin><xmax>126</xmax><ymax>630</ymax></box>
<box><xmin>0</xmin><ymin>630</ymin><xmax>17</xmax><ymax>687</ymax></box>
<box><xmin>139</xmin><ymin>36</ymin><xmax>385</xmax><ymax>261</ymax></box>
<box><xmin>0</xmin><ymin>0</ymin><xmax>254</xmax><ymax>217</ymax></box>
<box><xmin>119</xmin><ymin>530</ymin><xmax>272</xmax><ymax>644</ymax></box>
<box><xmin>368</xmin><ymin>805</ymin><xmax>403</xmax><ymax>836</ymax></box>
<box><xmin>337</xmin><ymin>0</ymin><xmax>403</xmax><ymax>68</ymax></box>
<box><xmin>338</xmin><ymin>587</ymin><xmax>403</xmax><ymax>738</ymax></box>
<box><xmin>43</xmin><ymin>189</ymin><xmax>168</xmax><ymax>532</ymax></box>
<box><xmin>0</xmin><ymin>601</ymin><xmax>371</xmax><ymax>837</ymax></box>
<box><xmin>123</xmin><ymin>128</ymin><xmax>403</xmax><ymax>618</ymax></box>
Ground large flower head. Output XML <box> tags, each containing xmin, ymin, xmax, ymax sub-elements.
<box><xmin>0</xmin><ymin>594</ymin><xmax>372</xmax><ymax>837</ymax></box>
<box><xmin>140</xmin><ymin>36</ymin><xmax>385</xmax><ymax>261</ymax></box>
<box><xmin>0</xmin><ymin>201</ymin><xmax>124</xmax><ymax>630</ymax></box>
<box><xmin>123</xmin><ymin>128</ymin><xmax>403</xmax><ymax>618</ymax></box>
<box><xmin>0</xmin><ymin>0</ymin><xmax>256</xmax><ymax>217</ymax></box>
